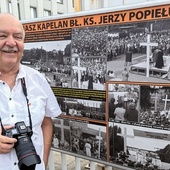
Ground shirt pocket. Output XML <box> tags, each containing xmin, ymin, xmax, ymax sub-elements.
<box><xmin>29</xmin><ymin>97</ymin><xmax>46</xmax><ymax>126</ymax></box>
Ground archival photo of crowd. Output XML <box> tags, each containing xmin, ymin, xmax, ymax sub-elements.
<box><xmin>107</xmin><ymin>81</ymin><xmax>170</xmax><ymax>129</ymax></box>
<box><xmin>71</xmin><ymin>26</ymin><xmax>107</xmax><ymax>91</ymax></box>
<box><xmin>107</xmin><ymin>82</ymin><xmax>140</xmax><ymax>123</ymax></box>
<box><xmin>23</xmin><ymin>40</ymin><xmax>73</xmax><ymax>88</ymax></box>
<box><xmin>109</xmin><ymin>122</ymin><xmax>170</xmax><ymax>170</ymax></box>
<box><xmin>52</xmin><ymin>117</ymin><xmax>107</xmax><ymax>161</ymax></box>
<box><xmin>69</xmin><ymin>120</ymin><xmax>107</xmax><ymax>161</ymax></box>
<box><xmin>107</xmin><ymin>19</ymin><xmax>170</xmax><ymax>83</ymax></box>
<box><xmin>57</xmin><ymin>96</ymin><xmax>106</xmax><ymax>122</ymax></box>
<box><xmin>139</xmin><ymin>84</ymin><xmax>170</xmax><ymax>129</ymax></box>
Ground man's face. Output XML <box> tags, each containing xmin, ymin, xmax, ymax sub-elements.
<box><xmin>0</xmin><ymin>14</ymin><xmax>24</xmax><ymax>70</ymax></box>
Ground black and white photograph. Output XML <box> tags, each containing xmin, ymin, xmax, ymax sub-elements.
<box><xmin>52</xmin><ymin>118</ymin><xmax>71</xmax><ymax>151</ymax></box>
<box><xmin>107</xmin><ymin>81</ymin><xmax>170</xmax><ymax>129</ymax></box>
<box><xmin>107</xmin><ymin>19</ymin><xmax>170</xmax><ymax>83</ymax></box>
<box><xmin>52</xmin><ymin>118</ymin><xmax>107</xmax><ymax>161</ymax></box>
<box><xmin>139</xmin><ymin>84</ymin><xmax>170</xmax><ymax>128</ymax></box>
<box><xmin>57</xmin><ymin>97</ymin><xmax>106</xmax><ymax>121</ymax></box>
<box><xmin>109</xmin><ymin>122</ymin><xmax>170</xmax><ymax>170</ymax></box>
<box><xmin>71</xmin><ymin>26</ymin><xmax>107</xmax><ymax>90</ymax></box>
<box><xmin>69</xmin><ymin>121</ymin><xmax>107</xmax><ymax>161</ymax></box>
<box><xmin>108</xmin><ymin>83</ymin><xmax>140</xmax><ymax>123</ymax></box>
<box><xmin>23</xmin><ymin>40</ymin><xmax>72</xmax><ymax>87</ymax></box>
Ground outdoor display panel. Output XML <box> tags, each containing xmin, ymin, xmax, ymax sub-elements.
<box><xmin>21</xmin><ymin>0</ymin><xmax>170</xmax><ymax>169</ymax></box>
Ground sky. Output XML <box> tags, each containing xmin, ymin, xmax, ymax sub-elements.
<box><xmin>24</xmin><ymin>40</ymin><xmax>71</xmax><ymax>51</ymax></box>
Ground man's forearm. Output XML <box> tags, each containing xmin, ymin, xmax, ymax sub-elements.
<box><xmin>41</xmin><ymin>117</ymin><xmax>53</xmax><ymax>167</ymax></box>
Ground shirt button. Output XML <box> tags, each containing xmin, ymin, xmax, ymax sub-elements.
<box><xmin>3</xmin><ymin>82</ymin><xmax>5</xmax><ymax>85</ymax></box>
<box><xmin>11</xmin><ymin>114</ymin><xmax>14</xmax><ymax>117</ymax></box>
<box><xmin>9</xmin><ymin>98</ymin><xmax>12</xmax><ymax>100</ymax></box>
<box><xmin>14</xmin><ymin>162</ymin><xmax>17</xmax><ymax>165</ymax></box>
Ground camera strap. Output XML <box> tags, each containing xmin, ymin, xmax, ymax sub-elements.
<box><xmin>0</xmin><ymin>117</ymin><xmax>6</xmax><ymax>135</ymax></box>
<box><xmin>21</xmin><ymin>78</ymin><xmax>33</xmax><ymax>130</ymax></box>
<box><xmin>21</xmin><ymin>78</ymin><xmax>28</xmax><ymax>98</ymax></box>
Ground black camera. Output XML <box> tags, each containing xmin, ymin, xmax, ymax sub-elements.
<box><xmin>3</xmin><ymin>121</ymin><xmax>41</xmax><ymax>170</ymax></box>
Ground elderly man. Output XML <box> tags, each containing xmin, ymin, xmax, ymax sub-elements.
<box><xmin>0</xmin><ymin>13</ymin><xmax>61</xmax><ymax>170</ymax></box>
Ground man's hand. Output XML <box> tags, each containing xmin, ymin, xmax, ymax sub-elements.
<box><xmin>0</xmin><ymin>126</ymin><xmax>17</xmax><ymax>154</ymax></box>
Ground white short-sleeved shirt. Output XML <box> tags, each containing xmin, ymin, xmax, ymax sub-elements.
<box><xmin>0</xmin><ymin>64</ymin><xmax>61</xmax><ymax>170</ymax></box>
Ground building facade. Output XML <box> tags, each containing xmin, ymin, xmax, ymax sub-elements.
<box><xmin>0</xmin><ymin>0</ymin><xmax>75</xmax><ymax>20</ymax></box>
<box><xmin>0</xmin><ymin>0</ymin><xmax>167</xmax><ymax>20</ymax></box>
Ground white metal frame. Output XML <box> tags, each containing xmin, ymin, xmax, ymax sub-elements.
<box><xmin>48</xmin><ymin>148</ymin><xmax>134</xmax><ymax>170</ymax></box>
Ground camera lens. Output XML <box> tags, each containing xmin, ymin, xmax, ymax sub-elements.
<box><xmin>15</xmin><ymin>135</ymin><xmax>41</xmax><ymax>170</ymax></box>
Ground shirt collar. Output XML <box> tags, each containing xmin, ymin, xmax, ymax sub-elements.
<box><xmin>16</xmin><ymin>64</ymin><xmax>26</xmax><ymax>80</ymax></box>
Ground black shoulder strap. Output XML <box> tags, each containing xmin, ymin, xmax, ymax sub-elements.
<box><xmin>21</xmin><ymin>78</ymin><xmax>28</xmax><ymax>97</ymax></box>
<box><xmin>21</xmin><ymin>78</ymin><xmax>32</xmax><ymax>130</ymax></box>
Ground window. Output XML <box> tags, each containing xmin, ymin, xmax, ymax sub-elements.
<box><xmin>30</xmin><ymin>7</ymin><xmax>37</xmax><ymax>18</ymax></box>
<box><xmin>57</xmin><ymin>0</ymin><xmax>63</xmax><ymax>4</ymax></box>
<box><xmin>57</xmin><ymin>12</ymin><xmax>63</xmax><ymax>15</ymax></box>
<box><xmin>72</xmin><ymin>0</ymin><xmax>74</xmax><ymax>7</ymax></box>
<box><xmin>17</xmin><ymin>3</ymin><xmax>21</xmax><ymax>20</ymax></box>
<box><xmin>8</xmin><ymin>1</ymin><xmax>12</xmax><ymax>13</ymax></box>
<box><xmin>44</xmin><ymin>10</ymin><xmax>51</xmax><ymax>17</ymax></box>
